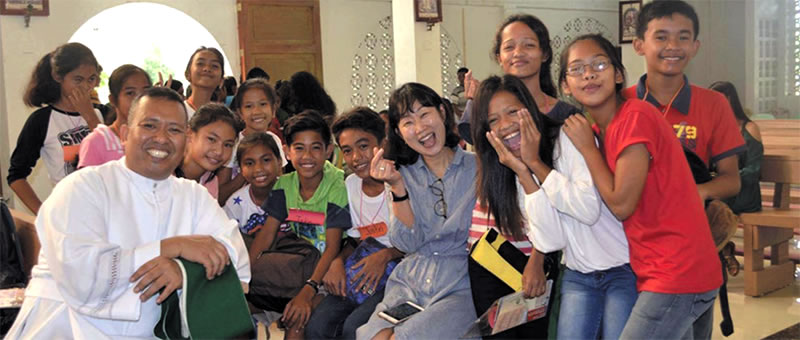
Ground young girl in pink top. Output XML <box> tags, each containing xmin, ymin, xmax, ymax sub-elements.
<box><xmin>176</xmin><ymin>102</ymin><xmax>242</xmax><ymax>200</ymax></box>
<box><xmin>79</xmin><ymin>64</ymin><xmax>152</xmax><ymax>168</ymax></box>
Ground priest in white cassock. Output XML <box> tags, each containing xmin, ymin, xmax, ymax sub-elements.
<box><xmin>6</xmin><ymin>87</ymin><xmax>251</xmax><ymax>339</ymax></box>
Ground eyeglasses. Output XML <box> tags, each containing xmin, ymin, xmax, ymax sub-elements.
<box><xmin>429</xmin><ymin>178</ymin><xmax>447</xmax><ymax>219</ymax></box>
<box><xmin>565</xmin><ymin>59</ymin><xmax>611</xmax><ymax>77</ymax></box>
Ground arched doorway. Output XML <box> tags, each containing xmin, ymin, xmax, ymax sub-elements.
<box><xmin>68</xmin><ymin>2</ymin><xmax>234</xmax><ymax>102</ymax></box>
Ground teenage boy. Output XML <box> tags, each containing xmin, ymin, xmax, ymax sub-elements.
<box><xmin>248</xmin><ymin>110</ymin><xmax>352</xmax><ymax>339</ymax></box>
<box><xmin>305</xmin><ymin>107</ymin><xmax>404</xmax><ymax>340</ymax></box>
<box><xmin>624</xmin><ymin>0</ymin><xmax>745</xmax><ymax>203</ymax></box>
<box><xmin>622</xmin><ymin>1</ymin><xmax>744</xmax><ymax>339</ymax></box>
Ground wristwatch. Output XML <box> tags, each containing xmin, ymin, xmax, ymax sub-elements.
<box><xmin>391</xmin><ymin>190</ymin><xmax>409</xmax><ymax>202</ymax></box>
<box><xmin>304</xmin><ymin>279</ymin><xmax>319</xmax><ymax>293</ymax></box>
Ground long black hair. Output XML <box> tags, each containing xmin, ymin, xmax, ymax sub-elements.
<box><xmin>492</xmin><ymin>14</ymin><xmax>557</xmax><ymax>98</ymax></box>
<box><xmin>385</xmin><ymin>82</ymin><xmax>461</xmax><ymax>166</ymax></box>
<box><xmin>709</xmin><ymin>81</ymin><xmax>749</xmax><ymax>123</ymax></box>
<box><xmin>471</xmin><ymin>74</ymin><xmax>562</xmax><ymax>239</ymax></box>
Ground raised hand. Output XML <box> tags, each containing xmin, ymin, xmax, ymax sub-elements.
<box><xmin>156</xmin><ymin>72</ymin><xmax>174</xmax><ymax>89</ymax></box>
<box><xmin>518</xmin><ymin>108</ymin><xmax>543</xmax><ymax>170</ymax></box>
<box><xmin>464</xmin><ymin>70</ymin><xmax>479</xmax><ymax>100</ymax></box>
<box><xmin>486</xmin><ymin>130</ymin><xmax>528</xmax><ymax>175</ymax></box>
<box><xmin>130</xmin><ymin>256</ymin><xmax>182</xmax><ymax>304</ymax></box>
<box><xmin>369</xmin><ymin>148</ymin><xmax>403</xmax><ymax>188</ymax></box>
<box><xmin>562</xmin><ymin>114</ymin><xmax>596</xmax><ymax>154</ymax></box>
<box><xmin>67</xmin><ymin>83</ymin><xmax>99</xmax><ymax>127</ymax></box>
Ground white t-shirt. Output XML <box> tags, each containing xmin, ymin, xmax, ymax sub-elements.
<box><xmin>344</xmin><ymin>174</ymin><xmax>392</xmax><ymax>247</ymax></box>
<box><xmin>224</xmin><ymin>184</ymin><xmax>268</xmax><ymax>235</ymax></box>
<box><xmin>184</xmin><ymin>101</ymin><xmax>196</xmax><ymax>121</ymax></box>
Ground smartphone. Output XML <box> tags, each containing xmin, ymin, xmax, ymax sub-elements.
<box><xmin>378</xmin><ymin>301</ymin><xmax>424</xmax><ymax>325</ymax></box>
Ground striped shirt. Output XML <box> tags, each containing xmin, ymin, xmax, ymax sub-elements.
<box><xmin>468</xmin><ymin>202</ymin><xmax>533</xmax><ymax>256</ymax></box>
<box><xmin>78</xmin><ymin>124</ymin><xmax>124</xmax><ymax>168</ymax></box>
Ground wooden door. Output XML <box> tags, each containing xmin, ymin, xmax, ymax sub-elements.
<box><xmin>237</xmin><ymin>0</ymin><xmax>323</xmax><ymax>84</ymax></box>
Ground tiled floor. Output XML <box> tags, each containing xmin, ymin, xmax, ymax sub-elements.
<box><xmin>711</xmin><ymin>261</ymin><xmax>800</xmax><ymax>340</ymax></box>
<box><xmin>258</xmin><ymin>260</ymin><xmax>800</xmax><ymax>340</ymax></box>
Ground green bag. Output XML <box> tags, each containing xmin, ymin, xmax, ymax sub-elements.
<box><xmin>154</xmin><ymin>258</ymin><xmax>253</xmax><ymax>339</ymax></box>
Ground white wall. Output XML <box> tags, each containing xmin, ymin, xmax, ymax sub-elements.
<box><xmin>0</xmin><ymin>0</ymin><xmax>239</xmax><ymax>212</ymax></box>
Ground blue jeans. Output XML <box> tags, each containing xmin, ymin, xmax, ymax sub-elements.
<box><xmin>557</xmin><ymin>264</ymin><xmax>638</xmax><ymax>340</ymax></box>
<box><xmin>620</xmin><ymin>288</ymin><xmax>718</xmax><ymax>340</ymax></box>
<box><xmin>305</xmin><ymin>290</ymin><xmax>384</xmax><ymax>340</ymax></box>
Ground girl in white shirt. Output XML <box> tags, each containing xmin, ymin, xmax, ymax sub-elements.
<box><xmin>471</xmin><ymin>74</ymin><xmax>636</xmax><ymax>339</ymax></box>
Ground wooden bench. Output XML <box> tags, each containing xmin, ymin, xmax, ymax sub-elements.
<box><xmin>739</xmin><ymin>122</ymin><xmax>800</xmax><ymax>296</ymax></box>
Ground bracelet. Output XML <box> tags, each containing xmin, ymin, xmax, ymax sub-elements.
<box><xmin>304</xmin><ymin>279</ymin><xmax>319</xmax><ymax>293</ymax></box>
<box><xmin>391</xmin><ymin>190</ymin><xmax>409</xmax><ymax>202</ymax></box>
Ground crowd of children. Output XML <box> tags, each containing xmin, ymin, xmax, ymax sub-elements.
<box><xmin>7</xmin><ymin>1</ymin><xmax>760</xmax><ymax>339</ymax></box>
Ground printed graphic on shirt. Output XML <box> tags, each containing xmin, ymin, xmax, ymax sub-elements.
<box><xmin>60</xmin><ymin>126</ymin><xmax>92</xmax><ymax>176</ymax></box>
<box><xmin>286</xmin><ymin>208</ymin><xmax>328</xmax><ymax>252</ymax></box>
<box><xmin>242</xmin><ymin>212</ymin><xmax>267</xmax><ymax>234</ymax></box>
<box><xmin>672</xmin><ymin>122</ymin><xmax>697</xmax><ymax>151</ymax></box>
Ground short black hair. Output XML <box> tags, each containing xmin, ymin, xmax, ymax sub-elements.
<box><xmin>223</xmin><ymin>76</ymin><xmax>237</xmax><ymax>95</ymax></box>
<box><xmin>283</xmin><ymin>109</ymin><xmax>332</xmax><ymax>146</ymax></box>
<box><xmin>636</xmin><ymin>0</ymin><xmax>699</xmax><ymax>40</ymax></box>
<box><xmin>236</xmin><ymin>132</ymin><xmax>282</xmax><ymax>167</ymax></box>
<box><xmin>128</xmin><ymin>87</ymin><xmax>186</xmax><ymax>125</ymax></box>
<box><xmin>385</xmin><ymin>82</ymin><xmax>460</xmax><ymax>166</ymax></box>
<box><xmin>246</xmin><ymin>67</ymin><xmax>270</xmax><ymax>81</ymax></box>
<box><xmin>168</xmin><ymin>79</ymin><xmax>184</xmax><ymax>95</ymax></box>
<box><xmin>332</xmin><ymin>106</ymin><xmax>386</xmax><ymax>146</ymax></box>
<box><xmin>457</xmin><ymin>67</ymin><xmax>469</xmax><ymax>74</ymax></box>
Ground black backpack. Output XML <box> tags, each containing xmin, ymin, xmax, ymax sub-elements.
<box><xmin>0</xmin><ymin>200</ymin><xmax>28</xmax><ymax>335</ymax></box>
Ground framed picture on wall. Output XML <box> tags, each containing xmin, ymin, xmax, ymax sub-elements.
<box><xmin>619</xmin><ymin>0</ymin><xmax>641</xmax><ymax>44</ymax></box>
<box><xmin>0</xmin><ymin>0</ymin><xmax>49</xmax><ymax>16</ymax></box>
<box><xmin>414</xmin><ymin>0</ymin><xmax>442</xmax><ymax>23</ymax></box>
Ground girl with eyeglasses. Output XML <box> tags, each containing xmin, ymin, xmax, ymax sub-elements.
<box><xmin>559</xmin><ymin>34</ymin><xmax>721</xmax><ymax>338</ymax></box>
<box><xmin>470</xmin><ymin>73</ymin><xmax>635</xmax><ymax>339</ymax></box>
<box><xmin>360</xmin><ymin>82</ymin><xmax>478</xmax><ymax>340</ymax></box>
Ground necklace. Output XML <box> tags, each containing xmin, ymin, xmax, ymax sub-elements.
<box><xmin>643</xmin><ymin>78</ymin><xmax>684</xmax><ymax>117</ymax></box>
<box><xmin>359</xmin><ymin>180</ymin><xmax>386</xmax><ymax>226</ymax></box>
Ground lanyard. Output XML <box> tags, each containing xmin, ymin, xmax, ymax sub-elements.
<box><xmin>643</xmin><ymin>78</ymin><xmax>684</xmax><ymax>117</ymax></box>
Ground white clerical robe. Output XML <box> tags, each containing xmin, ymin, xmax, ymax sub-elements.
<box><xmin>6</xmin><ymin>158</ymin><xmax>251</xmax><ymax>339</ymax></box>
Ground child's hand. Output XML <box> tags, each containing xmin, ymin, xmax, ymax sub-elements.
<box><xmin>486</xmin><ymin>130</ymin><xmax>528</xmax><ymax>175</ymax></box>
<box><xmin>370</xmin><ymin>148</ymin><xmax>403</xmax><ymax>188</ymax></box>
<box><xmin>351</xmin><ymin>249</ymin><xmax>391</xmax><ymax>295</ymax></box>
<box><xmin>322</xmin><ymin>258</ymin><xmax>347</xmax><ymax>296</ymax></box>
<box><xmin>67</xmin><ymin>83</ymin><xmax>96</xmax><ymax>119</ymax></box>
<box><xmin>282</xmin><ymin>288</ymin><xmax>313</xmax><ymax>329</ymax></box>
<box><xmin>156</xmin><ymin>72</ymin><xmax>174</xmax><ymax>89</ymax></box>
<box><xmin>563</xmin><ymin>114</ymin><xmax>597</xmax><ymax>153</ymax></box>
<box><xmin>518</xmin><ymin>108</ymin><xmax>542</xmax><ymax>170</ymax></box>
<box><xmin>521</xmin><ymin>255</ymin><xmax>546</xmax><ymax>298</ymax></box>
